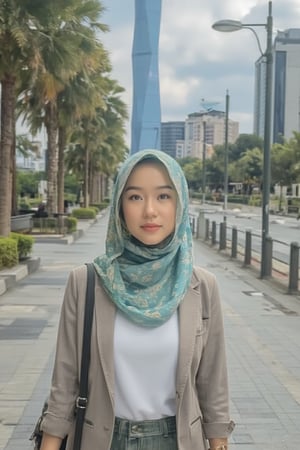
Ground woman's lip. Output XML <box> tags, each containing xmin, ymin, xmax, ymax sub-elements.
<box><xmin>141</xmin><ymin>224</ymin><xmax>161</xmax><ymax>230</ymax></box>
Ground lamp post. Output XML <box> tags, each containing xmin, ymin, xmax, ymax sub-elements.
<box><xmin>202</xmin><ymin>120</ymin><xmax>207</xmax><ymax>204</ymax></box>
<box><xmin>224</xmin><ymin>90</ymin><xmax>230</xmax><ymax>214</ymax></box>
<box><xmin>212</xmin><ymin>1</ymin><xmax>273</xmax><ymax>278</ymax></box>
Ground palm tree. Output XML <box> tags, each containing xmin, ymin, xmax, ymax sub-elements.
<box><xmin>56</xmin><ymin>45</ymin><xmax>110</xmax><ymax>213</ymax></box>
<box><xmin>0</xmin><ymin>0</ymin><xmax>44</xmax><ymax>236</ymax></box>
<box><xmin>65</xmin><ymin>77</ymin><xmax>128</xmax><ymax>205</ymax></box>
<box><xmin>19</xmin><ymin>0</ymin><xmax>109</xmax><ymax>216</ymax></box>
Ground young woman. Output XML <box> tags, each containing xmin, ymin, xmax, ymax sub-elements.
<box><xmin>40</xmin><ymin>149</ymin><xmax>234</xmax><ymax>450</ymax></box>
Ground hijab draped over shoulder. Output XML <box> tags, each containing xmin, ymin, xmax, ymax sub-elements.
<box><xmin>93</xmin><ymin>149</ymin><xmax>193</xmax><ymax>327</ymax></box>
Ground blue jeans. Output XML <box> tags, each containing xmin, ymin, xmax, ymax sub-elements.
<box><xmin>110</xmin><ymin>416</ymin><xmax>178</xmax><ymax>450</ymax></box>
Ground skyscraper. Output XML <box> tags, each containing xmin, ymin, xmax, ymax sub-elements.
<box><xmin>254</xmin><ymin>28</ymin><xmax>300</xmax><ymax>143</ymax></box>
<box><xmin>161</xmin><ymin>121</ymin><xmax>185</xmax><ymax>158</ymax></box>
<box><xmin>131</xmin><ymin>0</ymin><xmax>162</xmax><ymax>154</ymax></box>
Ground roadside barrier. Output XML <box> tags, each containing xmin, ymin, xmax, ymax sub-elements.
<box><xmin>190</xmin><ymin>212</ymin><xmax>300</xmax><ymax>293</ymax></box>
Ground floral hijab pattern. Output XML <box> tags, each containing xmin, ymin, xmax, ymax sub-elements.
<box><xmin>93</xmin><ymin>149</ymin><xmax>193</xmax><ymax>327</ymax></box>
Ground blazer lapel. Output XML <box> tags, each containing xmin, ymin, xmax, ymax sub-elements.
<box><xmin>94</xmin><ymin>280</ymin><xmax>116</xmax><ymax>401</ymax></box>
<box><xmin>176</xmin><ymin>274</ymin><xmax>201</xmax><ymax>396</ymax></box>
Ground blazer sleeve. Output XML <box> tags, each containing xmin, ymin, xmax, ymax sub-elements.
<box><xmin>41</xmin><ymin>266</ymin><xmax>85</xmax><ymax>439</ymax></box>
<box><xmin>195</xmin><ymin>268</ymin><xmax>235</xmax><ymax>439</ymax></box>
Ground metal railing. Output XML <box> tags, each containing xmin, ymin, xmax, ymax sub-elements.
<box><xmin>32</xmin><ymin>217</ymin><xmax>68</xmax><ymax>235</ymax></box>
<box><xmin>189</xmin><ymin>212</ymin><xmax>300</xmax><ymax>294</ymax></box>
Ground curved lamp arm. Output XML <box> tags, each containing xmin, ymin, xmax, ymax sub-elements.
<box><xmin>242</xmin><ymin>26</ymin><xmax>264</xmax><ymax>56</ymax></box>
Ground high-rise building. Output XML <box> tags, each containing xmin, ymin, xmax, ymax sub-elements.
<box><xmin>131</xmin><ymin>0</ymin><xmax>162</xmax><ymax>154</ymax></box>
<box><xmin>160</xmin><ymin>121</ymin><xmax>185</xmax><ymax>158</ymax></box>
<box><xmin>254</xmin><ymin>28</ymin><xmax>300</xmax><ymax>143</ymax></box>
<box><xmin>184</xmin><ymin>111</ymin><xmax>239</xmax><ymax>159</ymax></box>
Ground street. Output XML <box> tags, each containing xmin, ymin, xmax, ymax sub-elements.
<box><xmin>190</xmin><ymin>203</ymin><xmax>300</xmax><ymax>268</ymax></box>
<box><xmin>1</xmin><ymin>212</ymin><xmax>300</xmax><ymax>449</ymax></box>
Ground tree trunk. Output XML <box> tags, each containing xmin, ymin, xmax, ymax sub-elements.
<box><xmin>45</xmin><ymin>101</ymin><xmax>58</xmax><ymax>216</ymax></box>
<box><xmin>100</xmin><ymin>173</ymin><xmax>104</xmax><ymax>202</ymax></box>
<box><xmin>83</xmin><ymin>145</ymin><xmax>89</xmax><ymax>208</ymax></box>
<box><xmin>0</xmin><ymin>75</ymin><xmax>16</xmax><ymax>236</ymax></box>
<box><xmin>58</xmin><ymin>126</ymin><xmax>67</xmax><ymax>214</ymax></box>
<box><xmin>11</xmin><ymin>120</ymin><xmax>18</xmax><ymax>216</ymax></box>
<box><xmin>88</xmin><ymin>164</ymin><xmax>93</xmax><ymax>206</ymax></box>
<box><xmin>90</xmin><ymin>172</ymin><xmax>101</xmax><ymax>204</ymax></box>
<box><xmin>279</xmin><ymin>184</ymin><xmax>283</xmax><ymax>212</ymax></box>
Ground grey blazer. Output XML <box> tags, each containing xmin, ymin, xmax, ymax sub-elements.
<box><xmin>41</xmin><ymin>265</ymin><xmax>234</xmax><ymax>449</ymax></box>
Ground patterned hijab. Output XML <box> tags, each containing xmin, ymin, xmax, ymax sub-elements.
<box><xmin>93</xmin><ymin>149</ymin><xmax>193</xmax><ymax>327</ymax></box>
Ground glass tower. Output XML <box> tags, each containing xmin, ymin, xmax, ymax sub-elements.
<box><xmin>131</xmin><ymin>0</ymin><xmax>162</xmax><ymax>154</ymax></box>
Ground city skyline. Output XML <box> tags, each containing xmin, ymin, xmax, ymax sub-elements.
<box><xmin>102</xmin><ymin>0</ymin><xmax>300</xmax><ymax>145</ymax></box>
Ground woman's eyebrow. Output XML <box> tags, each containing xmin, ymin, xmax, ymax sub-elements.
<box><xmin>124</xmin><ymin>185</ymin><xmax>174</xmax><ymax>192</ymax></box>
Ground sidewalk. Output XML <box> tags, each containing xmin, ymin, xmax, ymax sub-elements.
<box><xmin>1</xmin><ymin>213</ymin><xmax>300</xmax><ymax>449</ymax></box>
<box><xmin>0</xmin><ymin>217</ymin><xmax>97</xmax><ymax>297</ymax></box>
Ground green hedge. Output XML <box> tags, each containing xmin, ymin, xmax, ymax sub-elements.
<box><xmin>90</xmin><ymin>202</ymin><xmax>110</xmax><ymax>211</ymax></box>
<box><xmin>248</xmin><ymin>195</ymin><xmax>262</xmax><ymax>207</ymax></box>
<box><xmin>64</xmin><ymin>216</ymin><xmax>77</xmax><ymax>233</ymax></box>
<box><xmin>10</xmin><ymin>232</ymin><xmax>34</xmax><ymax>259</ymax></box>
<box><xmin>0</xmin><ymin>238</ymin><xmax>18</xmax><ymax>269</ymax></box>
<box><xmin>71</xmin><ymin>208</ymin><xmax>96</xmax><ymax>220</ymax></box>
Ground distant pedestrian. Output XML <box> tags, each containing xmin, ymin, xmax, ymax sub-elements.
<box><xmin>39</xmin><ymin>149</ymin><xmax>234</xmax><ymax>450</ymax></box>
<box><xmin>35</xmin><ymin>202</ymin><xmax>48</xmax><ymax>218</ymax></box>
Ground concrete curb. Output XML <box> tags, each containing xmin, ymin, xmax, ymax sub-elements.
<box><xmin>0</xmin><ymin>257</ymin><xmax>41</xmax><ymax>296</ymax></box>
<box><xmin>0</xmin><ymin>213</ymin><xmax>106</xmax><ymax>297</ymax></box>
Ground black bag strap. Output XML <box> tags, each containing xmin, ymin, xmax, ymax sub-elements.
<box><xmin>73</xmin><ymin>262</ymin><xmax>96</xmax><ymax>450</ymax></box>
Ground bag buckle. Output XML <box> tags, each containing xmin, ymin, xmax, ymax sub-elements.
<box><xmin>76</xmin><ymin>396</ymin><xmax>88</xmax><ymax>409</ymax></box>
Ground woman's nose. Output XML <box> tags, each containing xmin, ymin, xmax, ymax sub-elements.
<box><xmin>143</xmin><ymin>199</ymin><xmax>157</xmax><ymax>217</ymax></box>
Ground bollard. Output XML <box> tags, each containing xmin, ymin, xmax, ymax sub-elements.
<box><xmin>288</xmin><ymin>241</ymin><xmax>300</xmax><ymax>293</ymax></box>
<box><xmin>244</xmin><ymin>230</ymin><xmax>252</xmax><ymax>266</ymax></box>
<box><xmin>197</xmin><ymin>211</ymin><xmax>206</xmax><ymax>239</ymax></box>
<box><xmin>264</xmin><ymin>236</ymin><xmax>273</xmax><ymax>277</ymax></box>
<box><xmin>211</xmin><ymin>221</ymin><xmax>217</xmax><ymax>246</ymax></box>
<box><xmin>219</xmin><ymin>222</ymin><xmax>226</xmax><ymax>250</ymax></box>
<box><xmin>192</xmin><ymin>217</ymin><xmax>196</xmax><ymax>235</ymax></box>
<box><xmin>231</xmin><ymin>226</ymin><xmax>237</xmax><ymax>258</ymax></box>
<box><xmin>205</xmin><ymin>218</ymin><xmax>210</xmax><ymax>241</ymax></box>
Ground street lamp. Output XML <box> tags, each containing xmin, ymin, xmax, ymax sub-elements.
<box><xmin>224</xmin><ymin>90</ymin><xmax>230</xmax><ymax>214</ymax></box>
<box><xmin>202</xmin><ymin>120</ymin><xmax>207</xmax><ymax>204</ymax></box>
<box><xmin>212</xmin><ymin>1</ymin><xmax>273</xmax><ymax>278</ymax></box>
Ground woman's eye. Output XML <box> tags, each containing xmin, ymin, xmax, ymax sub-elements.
<box><xmin>128</xmin><ymin>194</ymin><xmax>142</xmax><ymax>201</ymax></box>
<box><xmin>159</xmin><ymin>193</ymin><xmax>171</xmax><ymax>200</ymax></box>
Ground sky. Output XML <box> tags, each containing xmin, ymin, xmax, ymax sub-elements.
<box><xmin>101</xmin><ymin>0</ymin><xmax>300</xmax><ymax>145</ymax></box>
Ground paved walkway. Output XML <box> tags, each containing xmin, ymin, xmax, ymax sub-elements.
<box><xmin>1</xmin><ymin>212</ymin><xmax>300</xmax><ymax>450</ymax></box>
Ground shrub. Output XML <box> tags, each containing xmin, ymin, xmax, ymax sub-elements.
<box><xmin>89</xmin><ymin>205</ymin><xmax>100</xmax><ymax>214</ymax></box>
<box><xmin>18</xmin><ymin>201</ymin><xmax>31</xmax><ymax>210</ymax></box>
<box><xmin>227</xmin><ymin>195</ymin><xmax>250</xmax><ymax>205</ymax></box>
<box><xmin>64</xmin><ymin>216</ymin><xmax>77</xmax><ymax>233</ymax></box>
<box><xmin>71</xmin><ymin>208</ymin><xmax>96</xmax><ymax>220</ymax></box>
<box><xmin>0</xmin><ymin>238</ymin><xmax>18</xmax><ymax>269</ymax></box>
<box><xmin>249</xmin><ymin>195</ymin><xmax>262</xmax><ymax>207</ymax></box>
<box><xmin>10</xmin><ymin>232</ymin><xmax>34</xmax><ymax>260</ymax></box>
<box><xmin>90</xmin><ymin>202</ymin><xmax>110</xmax><ymax>212</ymax></box>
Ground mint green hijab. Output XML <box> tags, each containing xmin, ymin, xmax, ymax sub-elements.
<box><xmin>93</xmin><ymin>149</ymin><xmax>193</xmax><ymax>327</ymax></box>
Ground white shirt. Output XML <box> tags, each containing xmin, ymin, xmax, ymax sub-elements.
<box><xmin>114</xmin><ymin>309</ymin><xmax>179</xmax><ymax>420</ymax></box>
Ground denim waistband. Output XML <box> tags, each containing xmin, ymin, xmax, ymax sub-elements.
<box><xmin>114</xmin><ymin>416</ymin><xmax>176</xmax><ymax>438</ymax></box>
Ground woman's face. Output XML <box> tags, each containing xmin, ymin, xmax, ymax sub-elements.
<box><xmin>121</xmin><ymin>161</ymin><xmax>177</xmax><ymax>246</ymax></box>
